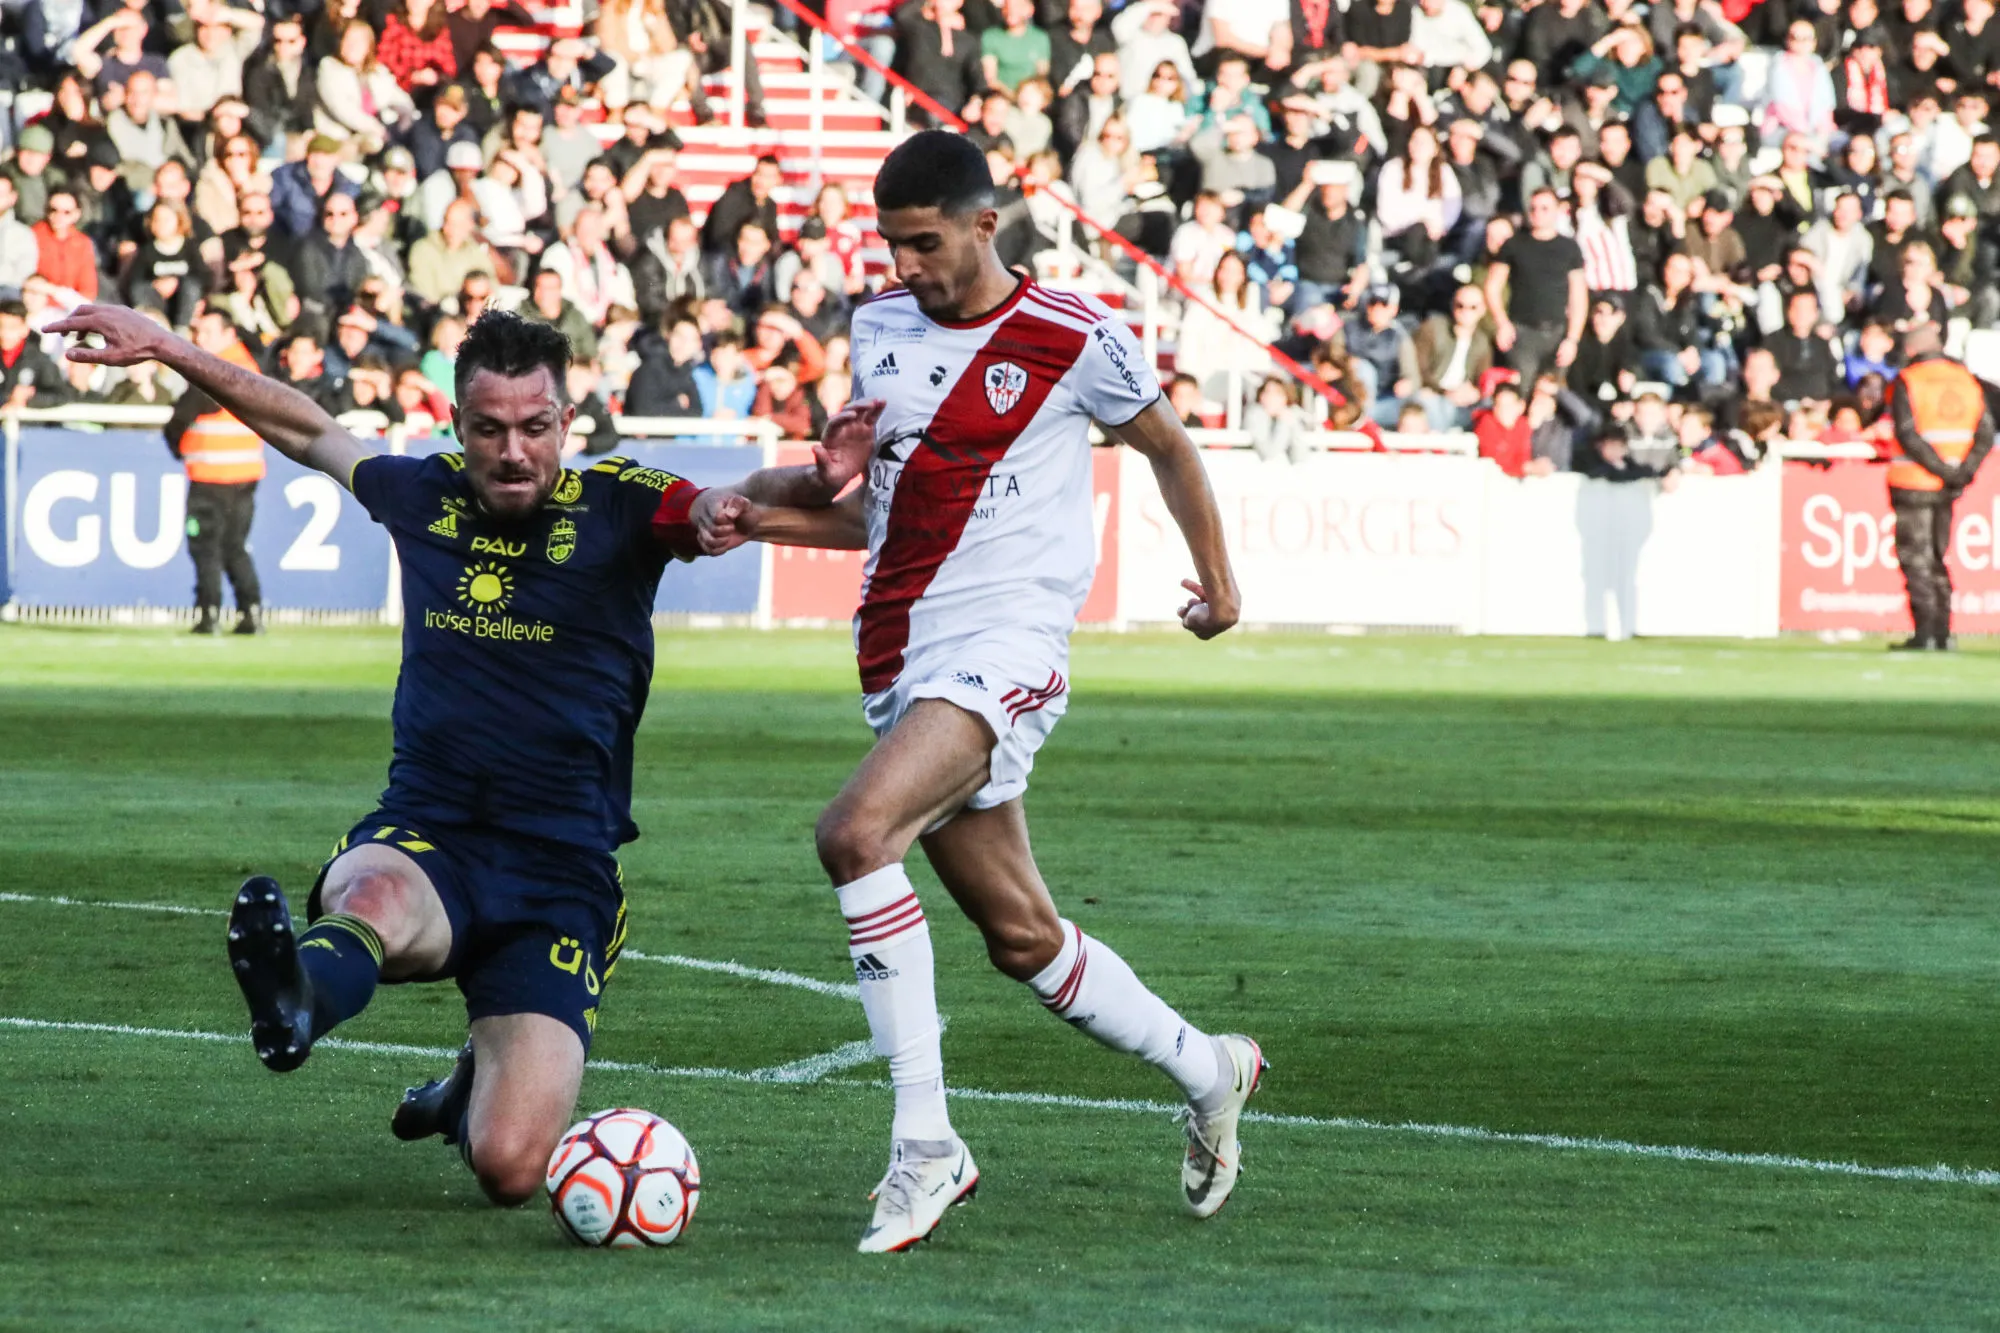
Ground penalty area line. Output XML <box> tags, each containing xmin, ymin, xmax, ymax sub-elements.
<box><xmin>0</xmin><ymin>891</ymin><xmax>860</xmax><ymax>1001</ymax></box>
<box><xmin>5</xmin><ymin>1015</ymin><xmax>1997</xmax><ymax>1190</ymax></box>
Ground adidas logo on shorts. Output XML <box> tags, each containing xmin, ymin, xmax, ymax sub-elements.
<box><xmin>948</xmin><ymin>671</ymin><xmax>987</xmax><ymax>690</ymax></box>
<box><xmin>854</xmin><ymin>953</ymin><xmax>899</xmax><ymax>981</ymax></box>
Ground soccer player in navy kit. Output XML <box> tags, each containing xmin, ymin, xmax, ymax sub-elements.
<box><xmin>51</xmin><ymin>305</ymin><xmax>876</xmax><ymax>1205</ymax></box>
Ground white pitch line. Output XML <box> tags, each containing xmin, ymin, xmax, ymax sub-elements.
<box><xmin>619</xmin><ymin>950</ymin><xmax>860</xmax><ymax>1001</ymax></box>
<box><xmin>6</xmin><ymin>1015</ymin><xmax>1997</xmax><ymax>1190</ymax></box>
<box><xmin>0</xmin><ymin>891</ymin><xmax>861</xmax><ymax>1001</ymax></box>
<box><xmin>747</xmin><ymin>1038</ymin><xmax>880</xmax><ymax>1084</ymax></box>
<box><xmin>0</xmin><ymin>891</ymin><xmax>221</xmax><ymax>918</ymax></box>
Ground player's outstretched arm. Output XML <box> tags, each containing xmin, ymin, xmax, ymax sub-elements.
<box><xmin>49</xmin><ymin>304</ymin><xmax>369</xmax><ymax>488</ymax></box>
<box><xmin>698</xmin><ymin>488</ymin><xmax>868</xmax><ymax>555</ymax></box>
<box><xmin>693</xmin><ymin>398</ymin><xmax>882</xmax><ymax>552</ymax></box>
<box><xmin>1102</xmin><ymin>396</ymin><xmax>1241</xmax><ymax>639</ymax></box>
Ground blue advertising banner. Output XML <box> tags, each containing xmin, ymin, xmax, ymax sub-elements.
<box><xmin>9</xmin><ymin>430</ymin><xmax>389</xmax><ymax>611</ymax></box>
<box><xmin>7</xmin><ymin>431</ymin><xmax>765</xmax><ymax>615</ymax></box>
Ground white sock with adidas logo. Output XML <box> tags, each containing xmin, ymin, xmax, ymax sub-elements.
<box><xmin>837</xmin><ymin>864</ymin><xmax>954</xmax><ymax>1143</ymax></box>
<box><xmin>1029</xmin><ymin>919</ymin><xmax>1223</xmax><ymax>1104</ymax></box>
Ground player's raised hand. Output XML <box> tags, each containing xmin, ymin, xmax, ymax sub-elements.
<box><xmin>1176</xmin><ymin>578</ymin><xmax>1238</xmax><ymax>640</ymax></box>
<box><xmin>814</xmin><ymin>398</ymin><xmax>884</xmax><ymax>493</ymax></box>
<box><xmin>47</xmin><ymin>304</ymin><xmax>176</xmax><ymax>367</ymax></box>
<box><xmin>693</xmin><ymin>490</ymin><xmax>760</xmax><ymax>556</ymax></box>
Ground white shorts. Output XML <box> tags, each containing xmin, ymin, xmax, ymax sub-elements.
<box><xmin>862</xmin><ymin>635</ymin><xmax>1071</xmax><ymax>814</ymax></box>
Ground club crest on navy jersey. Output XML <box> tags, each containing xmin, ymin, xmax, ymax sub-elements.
<box><xmin>984</xmin><ymin>362</ymin><xmax>1027</xmax><ymax>414</ymax></box>
<box><xmin>548</xmin><ymin>517</ymin><xmax>577</xmax><ymax>564</ymax></box>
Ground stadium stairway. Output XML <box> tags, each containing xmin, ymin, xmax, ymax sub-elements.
<box><xmin>494</xmin><ymin>4</ymin><xmax>1175</xmax><ymax>370</ymax></box>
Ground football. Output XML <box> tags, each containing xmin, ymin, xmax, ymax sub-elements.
<box><xmin>545</xmin><ymin>1108</ymin><xmax>701</xmax><ymax>1248</ymax></box>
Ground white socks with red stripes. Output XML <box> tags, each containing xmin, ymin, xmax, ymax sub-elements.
<box><xmin>1029</xmin><ymin>919</ymin><xmax>1224</xmax><ymax>1106</ymax></box>
<box><xmin>837</xmin><ymin>864</ymin><xmax>955</xmax><ymax>1143</ymax></box>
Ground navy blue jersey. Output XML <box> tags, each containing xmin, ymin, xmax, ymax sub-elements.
<box><xmin>350</xmin><ymin>452</ymin><xmax>701</xmax><ymax>852</ymax></box>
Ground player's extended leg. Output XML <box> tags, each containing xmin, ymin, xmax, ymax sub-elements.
<box><xmin>226</xmin><ymin>843</ymin><xmax>453</xmax><ymax>1072</ymax></box>
<box><xmin>814</xmin><ymin>699</ymin><xmax>993</xmax><ymax>1251</ymax></box>
<box><xmin>458</xmin><ymin>1013</ymin><xmax>587</xmax><ymax>1206</ymax></box>
<box><xmin>919</xmin><ymin>801</ymin><xmax>1267</xmax><ymax>1219</ymax></box>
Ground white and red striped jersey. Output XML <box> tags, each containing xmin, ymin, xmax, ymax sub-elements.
<box><xmin>847</xmin><ymin>279</ymin><xmax>1159</xmax><ymax>693</ymax></box>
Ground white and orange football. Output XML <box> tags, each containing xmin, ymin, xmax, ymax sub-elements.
<box><xmin>545</xmin><ymin>1108</ymin><xmax>701</xmax><ymax>1248</ymax></box>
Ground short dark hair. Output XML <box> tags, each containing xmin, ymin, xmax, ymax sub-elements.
<box><xmin>454</xmin><ymin>309</ymin><xmax>571</xmax><ymax>405</ymax></box>
<box><xmin>874</xmin><ymin>129</ymin><xmax>996</xmax><ymax>216</ymax></box>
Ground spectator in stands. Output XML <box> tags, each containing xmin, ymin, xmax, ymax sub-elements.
<box><xmin>3</xmin><ymin>127</ymin><xmax>60</xmax><ymax>228</ymax></box>
<box><xmin>245</xmin><ymin>17</ymin><xmax>320</xmax><ymax>154</ymax></box>
<box><xmin>408</xmin><ymin>199</ymin><xmax>494</xmax><ymax>306</ymax></box>
<box><xmin>317</xmin><ymin>19</ymin><xmax>415</xmax><ymax>154</ymax></box>
<box><xmin>1486</xmin><ymin>187</ymin><xmax>1586</xmax><ymax>389</ymax></box>
<box><xmin>1572</xmin><ymin>292</ymin><xmax>1638</xmax><ymax>404</ymax></box>
<box><xmin>1805</xmin><ymin>191</ymin><xmax>1874</xmax><ymax>324</ymax></box>
<box><xmin>1413</xmin><ymin>285</ymin><xmax>1495</xmax><ymax>430</ymax></box>
<box><xmin>1190</xmin><ymin>114</ymin><xmax>1278</xmax><ymax>226</ymax></box>
<box><xmin>1179</xmin><ymin>250</ymin><xmax>1277</xmax><ymax>405</ymax></box>
<box><xmin>626</xmin><ymin>316</ymin><xmax>706</xmax><ymax>417</ymax></box>
<box><xmin>1375</xmin><ymin>123</ymin><xmax>1462</xmax><ymax>280</ymax></box>
<box><xmin>1766</xmin><ymin>288</ymin><xmax>1845</xmax><ymax>405</ymax></box>
<box><xmin>379</xmin><ymin>0</ymin><xmax>458</xmax><ymax>92</ymax></box>
<box><xmin>1287</xmin><ymin>164</ymin><xmax>1368</xmax><ymax>314</ymax></box>
<box><xmin>76</xmin><ymin>5</ymin><xmax>166</xmax><ymax>95</ymax></box>
<box><xmin>1346</xmin><ymin>283</ymin><xmax>1419</xmax><ymax>426</ymax></box>
<box><xmin>1474</xmin><ymin>380</ymin><xmax>1532</xmax><ymax>477</ymax></box>
<box><xmin>0</xmin><ymin>298</ymin><xmax>71</xmax><ymax>408</ymax></box>
<box><xmin>1166</xmin><ymin>371</ymin><xmax>1205</xmax><ymax>426</ymax></box>
<box><xmin>194</xmin><ymin>135</ymin><xmax>270</xmax><ymax>238</ymax></box>
<box><xmin>751</xmin><ymin>348</ymin><xmax>816</xmax><ymax>439</ymax></box>
<box><xmin>703</xmin><ymin>156</ymin><xmax>784</xmax><ymax>256</ymax></box>
<box><xmin>0</xmin><ymin>179</ymin><xmax>37</xmax><ymax>295</ymax></box>
<box><xmin>695</xmin><ymin>328</ymin><xmax>757</xmax><ymax>433</ymax></box>
<box><xmin>272</xmin><ymin>135</ymin><xmax>361</xmax><ymax>241</ymax></box>
<box><xmin>1246</xmin><ymin>377</ymin><xmax>1309</xmax><ymax>463</ymax></box>
<box><xmin>983</xmin><ymin>0</ymin><xmax>1052</xmax><ymax>93</ymax></box>
<box><xmin>31</xmin><ymin>192</ymin><xmax>98</xmax><ymax>303</ymax></box>
<box><xmin>709</xmin><ymin>220</ymin><xmax>780</xmax><ymax>320</ymax></box>
<box><xmin>892</xmin><ymin>0</ymin><xmax>983</xmax><ymax>124</ymax></box>
<box><xmin>124</xmin><ymin>202</ymin><xmax>205</xmax><ymax>329</ymax></box>
<box><xmin>1114</xmin><ymin>0</ymin><xmax>1195</xmax><ymax>99</ymax></box>
<box><xmin>1764</xmin><ymin>18</ymin><xmax>1839</xmax><ymax>152</ymax></box>
<box><xmin>523</xmin><ymin>267</ymin><xmax>601</xmax><ymax>361</ymax></box>
<box><xmin>289</xmin><ymin>191</ymin><xmax>371</xmax><ymax>324</ymax></box>
<box><xmin>1527</xmin><ymin>372</ymin><xmax>1588</xmax><ymax>474</ymax></box>
<box><xmin>1055</xmin><ymin>51</ymin><xmax>1126</xmax><ymax>160</ymax></box>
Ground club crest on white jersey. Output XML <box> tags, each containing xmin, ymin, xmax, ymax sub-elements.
<box><xmin>845</xmin><ymin>280</ymin><xmax>1161</xmax><ymax>693</ymax></box>
<box><xmin>984</xmin><ymin>361</ymin><xmax>1028</xmax><ymax>414</ymax></box>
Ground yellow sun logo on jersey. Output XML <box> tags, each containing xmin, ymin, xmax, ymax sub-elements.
<box><xmin>456</xmin><ymin>561</ymin><xmax>514</xmax><ymax>611</ymax></box>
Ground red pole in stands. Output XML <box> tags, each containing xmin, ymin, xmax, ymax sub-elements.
<box><xmin>767</xmin><ymin>0</ymin><xmax>1348</xmax><ymax>414</ymax></box>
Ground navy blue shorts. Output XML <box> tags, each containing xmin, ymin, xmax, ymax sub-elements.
<box><xmin>309</xmin><ymin>813</ymin><xmax>628</xmax><ymax>1050</ymax></box>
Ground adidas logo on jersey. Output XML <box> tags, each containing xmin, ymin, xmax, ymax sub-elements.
<box><xmin>871</xmin><ymin>352</ymin><xmax>899</xmax><ymax>378</ymax></box>
<box><xmin>428</xmin><ymin>511</ymin><xmax>459</xmax><ymax>538</ymax></box>
<box><xmin>854</xmin><ymin>953</ymin><xmax>899</xmax><ymax>981</ymax></box>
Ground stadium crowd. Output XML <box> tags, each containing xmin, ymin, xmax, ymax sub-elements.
<box><xmin>0</xmin><ymin>0</ymin><xmax>1988</xmax><ymax>477</ymax></box>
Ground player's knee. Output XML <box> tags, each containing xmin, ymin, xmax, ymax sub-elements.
<box><xmin>984</xmin><ymin>915</ymin><xmax>1064</xmax><ymax>981</ymax></box>
<box><xmin>469</xmin><ymin>1131</ymin><xmax>551</xmax><ymax>1207</ymax></box>
<box><xmin>319</xmin><ymin>870</ymin><xmax>419</xmax><ymax>953</ymax></box>
<box><xmin>815</xmin><ymin>802</ymin><xmax>892</xmax><ymax>883</ymax></box>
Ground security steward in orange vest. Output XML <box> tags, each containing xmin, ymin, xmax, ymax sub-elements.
<box><xmin>167</xmin><ymin>310</ymin><xmax>268</xmax><ymax>634</ymax></box>
<box><xmin>1884</xmin><ymin>323</ymin><xmax>1997</xmax><ymax>651</ymax></box>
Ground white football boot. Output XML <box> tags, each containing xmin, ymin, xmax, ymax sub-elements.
<box><xmin>1180</xmin><ymin>1034</ymin><xmax>1267</xmax><ymax>1218</ymax></box>
<box><xmin>857</xmin><ymin>1138</ymin><xmax>979</xmax><ymax>1253</ymax></box>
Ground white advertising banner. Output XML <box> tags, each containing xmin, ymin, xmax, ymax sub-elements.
<box><xmin>1118</xmin><ymin>452</ymin><xmax>1783</xmax><ymax>636</ymax></box>
<box><xmin>1117</xmin><ymin>451</ymin><xmax>1487</xmax><ymax>629</ymax></box>
<box><xmin>1479</xmin><ymin>468</ymin><xmax>1783</xmax><ymax>638</ymax></box>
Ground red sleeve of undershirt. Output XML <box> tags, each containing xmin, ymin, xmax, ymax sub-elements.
<box><xmin>650</xmin><ymin>481</ymin><xmax>706</xmax><ymax>561</ymax></box>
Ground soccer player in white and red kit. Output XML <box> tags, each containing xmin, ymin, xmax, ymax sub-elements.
<box><xmin>705</xmin><ymin>131</ymin><xmax>1265</xmax><ymax>1252</ymax></box>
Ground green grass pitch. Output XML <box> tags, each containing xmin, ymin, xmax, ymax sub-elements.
<box><xmin>1</xmin><ymin>625</ymin><xmax>1997</xmax><ymax>1331</ymax></box>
